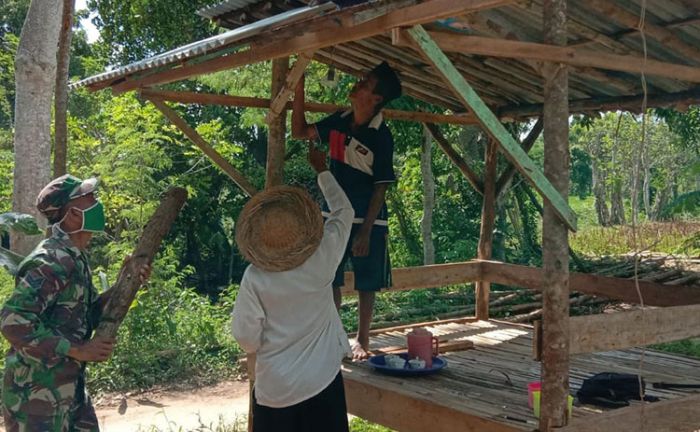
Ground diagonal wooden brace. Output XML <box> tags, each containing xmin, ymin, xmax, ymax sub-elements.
<box><xmin>265</xmin><ymin>51</ymin><xmax>315</xmax><ymax>124</ymax></box>
<box><xmin>406</xmin><ymin>25</ymin><xmax>577</xmax><ymax>231</ymax></box>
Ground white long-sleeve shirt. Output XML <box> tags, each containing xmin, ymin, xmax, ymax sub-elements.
<box><xmin>231</xmin><ymin>171</ymin><xmax>354</xmax><ymax>408</ymax></box>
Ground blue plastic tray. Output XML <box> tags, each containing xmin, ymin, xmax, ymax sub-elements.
<box><xmin>368</xmin><ymin>353</ymin><xmax>447</xmax><ymax>376</ymax></box>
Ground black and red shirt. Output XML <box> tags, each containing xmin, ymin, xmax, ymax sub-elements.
<box><xmin>315</xmin><ymin>110</ymin><xmax>396</xmax><ymax>227</ymax></box>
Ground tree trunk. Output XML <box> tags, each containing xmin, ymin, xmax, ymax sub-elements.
<box><xmin>11</xmin><ymin>0</ymin><xmax>64</xmax><ymax>254</ymax></box>
<box><xmin>95</xmin><ymin>187</ymin><xmax>187</xmax><ymax>338</ymax></box>
<box><xmin>53</xmin><ymin>0</ymin><xmax>75</xmax><ymax>178</ymax></box>
<box><xmin>420</xmin><ymin>126</ymin><xmax>435</xmax><ymax>265</ymax></box>
<box><xmin>610</xmin><ymin>181</ymin><xmax>626</xmax><ymax>225</ymax></box>
<box><xmin>541</xmin><ymin>0</ymin><xmax>570</xmax><ymax>428</ymax></box>
<box><xmin>591</xmin><ymin>161</ymin><xmax>610</xmax><ymax>226</ymax></box>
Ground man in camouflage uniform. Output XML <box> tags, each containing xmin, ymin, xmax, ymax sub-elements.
<box><xmin>1</xmin><ymin>174</ymin><xmax>148</xmax><ymax>431</ymax></box>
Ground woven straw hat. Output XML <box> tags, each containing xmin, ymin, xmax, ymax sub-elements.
<box><xmin>236</xmin><ymin>186</ymin><xmax>323</xmax><ymax>272</ymax></box>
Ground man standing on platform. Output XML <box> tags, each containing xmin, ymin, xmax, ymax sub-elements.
<box><xmin>292</xmin><ymin>61</ymin><xmax>402</xmax><ymax>360</ymax></box>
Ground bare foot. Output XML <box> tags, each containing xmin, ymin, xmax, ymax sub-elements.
<box><xmin>351</xmin><ymin>341</ymin><xmax>370</xmax><ymax>361</ymax></box>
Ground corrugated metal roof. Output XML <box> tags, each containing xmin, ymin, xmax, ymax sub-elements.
<box><xmin>72</xmin><ymin>3</ymin><xmax>334</xmax><ymax>89</ymax></box>
<box><xmin>197</xmin><ymin>0</ymin><xmax>262</xmax><ymax>20</ymax></box>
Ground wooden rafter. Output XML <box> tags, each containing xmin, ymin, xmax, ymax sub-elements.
<box><xmin>585</xmin><ymin>0</ymin><xmax>700</xmax><ymax>63</ymax></box>
<box><xmin>139</xmin><ymin>89</ymin><xmax>478</xmax><ymax>125</ymax></box>
<box><xmin>147</xmin><ymin>97</ymin><xmax>258</xmax><ymax>196</ymax></box>
<box><xmin>404</xmin><ymin>32</ymin><xmax>700</xmax><ymax>83</ymax></box>
<box><xmin>108</xmin><ymin>0</ymin><xmax>516</xmax><ymax>93</ymax></box>
<box><xmin>265</xmin><ymin>51</ymin><xmax>314</xmax><ymax>123</ymax></box>
<box><xmin>423</xmin><ymin>123</ymin><xmax>483</xmax><ymax>195</ymax></box>
<box><xmin>406</xmin><ymin>25</ymin><xmax>577</xmax><ymax>231</ymax></box>
<box><xmin>495</xmin><ymin>117</ymin><xmax>543</xmax><ymax>197</ymax></box>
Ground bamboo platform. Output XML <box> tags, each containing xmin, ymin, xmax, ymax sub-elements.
<box><xmin>342</xmin><ymin>319</ymin><xmax>700</xmax><ymax>432</ymax></box>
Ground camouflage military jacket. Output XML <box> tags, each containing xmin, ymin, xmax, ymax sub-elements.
<box><xmin>1</xmin><ymin>225</ymin><xmax>102</xmax><ymax>415</ymax></box>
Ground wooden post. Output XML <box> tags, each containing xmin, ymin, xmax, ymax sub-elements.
<box><xmin>266</xmin><ymin>57</ymin><xmax>289</xmax><ymax>188</ymax></box>
<box><xmin>476</xmin><ymin>139</ymin><xmax>497</xmax><ymax>320</ymax></box>
<box><xmin>540</xmin><ymin>0</ymin><xmax>570</xmax><ymax>430</ymax></box>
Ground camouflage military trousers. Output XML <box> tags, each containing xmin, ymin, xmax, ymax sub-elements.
<box><xmin>2</xmin><ymin>359</ymin><xmax>99</xmax><ymax>432</ymax></box>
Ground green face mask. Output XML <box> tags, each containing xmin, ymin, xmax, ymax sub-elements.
<box><xmin>65</xmin><ymin>201</ymin><xmax>105</xmax><ymax>233</ymax></box>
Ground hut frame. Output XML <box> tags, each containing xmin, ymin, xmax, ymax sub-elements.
<box><xmin>76</xmin><ymin>1</ymin><xmax>700</xmax><ymax>430</ymax></box>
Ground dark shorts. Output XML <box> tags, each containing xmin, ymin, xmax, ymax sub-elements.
<box><xmin>333</xmin><ymin>224</ymin><xmax>391</xmax><ymax>292</ymax></box>
<box><xmin>252</xmin><ymin>372</ymin><xmax>349</xmax><ymax>432</ymax></box>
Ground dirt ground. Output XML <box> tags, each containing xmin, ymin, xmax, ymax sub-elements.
<box><xmin>94</xmin><ymin>379</ymin><xmax>250</xmax><ymax>432</ymax></box>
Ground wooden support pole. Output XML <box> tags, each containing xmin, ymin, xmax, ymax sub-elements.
<box><xmin>406</xmin><ymin>33</ymin><xmax>700</xmax><ymax>83</ymax></box>
<box><xmin>266</xmin><ymin>57</ymin><xmax>289</xmax><ymax>188</ymax></box>
<box><xmin>406</xmin><ymin>25</ymin><xmax>577</xmax><ymax>231</ymax></box>
<box><xmin>495</xmin><ymin>117</ymin><xmax>543</xmax><ymax>198</ymax></box>
<box><xmin>265</xmin><ymin>52</ymin><xmax>313</xmax><ymax>123</ymax></box>
<box><xmin>475</xmin><ymin>139</ymin><xmax>497</xmax><ymax>320</ymax></box>
<box><xmin>147</xmin><ymin>98</ymin><xmax>258</xmax><ymax>196</ymax></box>
<box><xmin>540</xmin><ymin>1</ymin><xmax>570</xmax><ymax>429</ymax></box>
<box><xmin>140</xmin><ymin>89</ymin><xmax>478</xmax><ymax>125</ymax></box>
<box><xmin>568</xmin><ymin>303</ymin><xmax>700</xmax><ymax>355</ymax></box>
<box><xmin>423</xmin><ymin>123</ymin><xmax>483</xmax><ymax>195</ymax></box>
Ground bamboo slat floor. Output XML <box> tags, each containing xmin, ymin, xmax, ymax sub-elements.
<box><xmin>342</xmin><ymin>319</ymin><xmax>700</xmax><ymax>432</ymax></box>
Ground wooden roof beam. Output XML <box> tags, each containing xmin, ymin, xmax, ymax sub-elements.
<box><xmin>585</xmin><ymin>0</ymin><xmax>700</xmax><ymax>63</ymax></box>
<box><xmin>146</xmin><ymin>97</ymin><xmax>258</xmax><ymax>197</ymax></box>
<box><xmin>109</xmin><ymin>0</ymin><xmax>516</xmax><ymax>94</ymax></box>
<box><xmin>406</xmin><ymin>25</ymin><xmax>577</xmax><ymax>231</ymax></box>
<box><xmin>498</xmin><ymin>87</ymin><xmax>700</xmax><ymax>119</ymax></box>
<box><xmin>140</xmin><ymin>89</ymin><xmax>478</xmax><ymax>125</ymax></box>
<box><xmin>397</xmin><ymin>32</ymin><xmax>700</xmax><ymax>83</ymax></box>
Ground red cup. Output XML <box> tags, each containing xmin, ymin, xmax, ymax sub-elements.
<box><xmin>527</xmin><ymin>382</ymin><xmax>541</xmax><ymax>408</ymax></box>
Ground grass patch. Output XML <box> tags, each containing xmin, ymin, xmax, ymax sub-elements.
<box><xmin>652</xmin><ymin>339</ymin><xmax>700</xmax><ymax>359</ymax></box>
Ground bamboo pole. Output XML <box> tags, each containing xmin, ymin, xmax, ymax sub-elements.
<box><xmin>540</xmin><ymin>0</ymin><xmax>570</xmax><ymax>429</ymax></box>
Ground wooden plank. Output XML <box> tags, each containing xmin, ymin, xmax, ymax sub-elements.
<box><xmin>343</xmin><ymin>370</ymin><xmax>523</xmax><ymax>432</ymax></box>
<box><xmin>139</xmin><ymin>89</ymin><xmax>478</xmax><ymax>125</ymax></box>
<box><xmin>406</xmin><ymin>25</ymin><xmax>577</xmax><ymax>232</ymax></box>
<box><xmin>340</xmin><ymin>261</ymin><xmax>482</xmax><ymax>297</ymax></box>
<box><xmin>424</xmin><ymin>122</ymin><xmax>483</xmax><ymax>195</ymax></box>
<box><xmin>476</xmin><ymin>139</ymin><xmax>498</xmax><ymax>320</ymax></box>
<box><xmin>266</xmin><ymin>57</ymin><xmax>288</xmax><ymax>188</ymax></box>
<box><xmin>561</xmin><ymin>394</ymin><xmax>700</xmax><ymax>432</ymax></box>
<box><xmin>109</xmin><ymin>0</ymin><xmax>516</xmax><ymax>93</ymax></box>
<box><xmin>480</xmin><ymin>260</ymin><xmax>700</xmax><ymax>307</ymax></box>
<box><xmin>569</xmin><ymin>304</ymin><xmax>700</xmax><ymax>355</ymax></box>
<box><xmin>147</xmin><ymin>98</ymin><xmax>258</xmax><ymax>196</ymax></box>
<box><xmin>414</xmin><ymin>33</ymin><xmax>700</xmax><ymax>83</ymax></box>
<box><xmin>265</xmin><ymin>52</ymin><xmax>313</xmax><ymax>123</ymax></box>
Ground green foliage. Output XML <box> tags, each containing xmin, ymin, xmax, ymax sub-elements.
<box><xmin>0</xmin><ymin>212</ymin><xmax>41</xmax><ymax>275</ymax></box>
<box><xmin>652</xmin><ymin>339</ymin><xmax>700</xmax><ymax>359</ymax></box>
<box><xmin>661</xmin><ymin>190</ymin><xmax>700</xmax><ymax>219</ymax></box>
<box><xmin>0</xmin><ymin>33</ymin><xmax>18</xmax><ymax>130</ymax></box>
<box><xmin>89</xmin><ymin>249</ymin><xmax>240</xmax><ymax>393</ymax></box>
<box><xmin>350</xmin><ymin>418</ymin><xmax>394</xmax><ymax>432</ymax></box>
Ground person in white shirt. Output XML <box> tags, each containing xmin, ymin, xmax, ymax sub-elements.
<box><xmin>231</xmin><ymin>145</ymin><xmax>354</xmax><ymax>432</ymax></box>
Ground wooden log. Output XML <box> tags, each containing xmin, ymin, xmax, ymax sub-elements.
<box><xmin>560</xmin><ymin>393</ymin><xmax>700</xmax><ymax>432</ymax></box>
<box><xmin>147</xmin><ymin>97</ymin><xmax>258</xmax><ymax>196</ymax></box>
<box><xmin>476</xmin><ymin>139</ymin><xmax>497</xmax><ymax>319</ymax></box>
<box><xmin>568</xmin><ymin>303</ymin><xmax>700</xmax><ymax>355</ymax></box>
<box><xmin>95</xmin><ymin>187</ymin><xmax>187</xmax><ymax>337</ymax></box>
<box><xmin>424</xmin><ymin>122</ymin><xmax>484</xmax><ymax>195</ymax></box>
<box><xmin>107</xmin><ymin>0</ymin><xmax>516</xmax><ymax>93</ymax></box>
<box><xmin>139</xmin><ymin>89</ymin><xmax>477</xmax><ymax>126</ymax></box>
<box><xmin>540</xmin><ymin>1</ymin><xmax>570</xmax><ymax>428</ymax></box>
<box><xmin>406</xmin><ymin>25</ymin><xmax>577</xmax><ymax>231</ymax></box>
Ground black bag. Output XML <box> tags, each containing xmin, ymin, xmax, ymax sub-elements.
<box><xmin>577</xmin><ymin>372</ymin><xmax>657</xmax><ymax>408</ymax></box>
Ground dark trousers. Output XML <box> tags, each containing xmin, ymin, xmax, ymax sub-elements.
<box><xmin>253</xmin><ymin>372</ymin><xmax>350</xmax><ymax>432</ymax></box>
